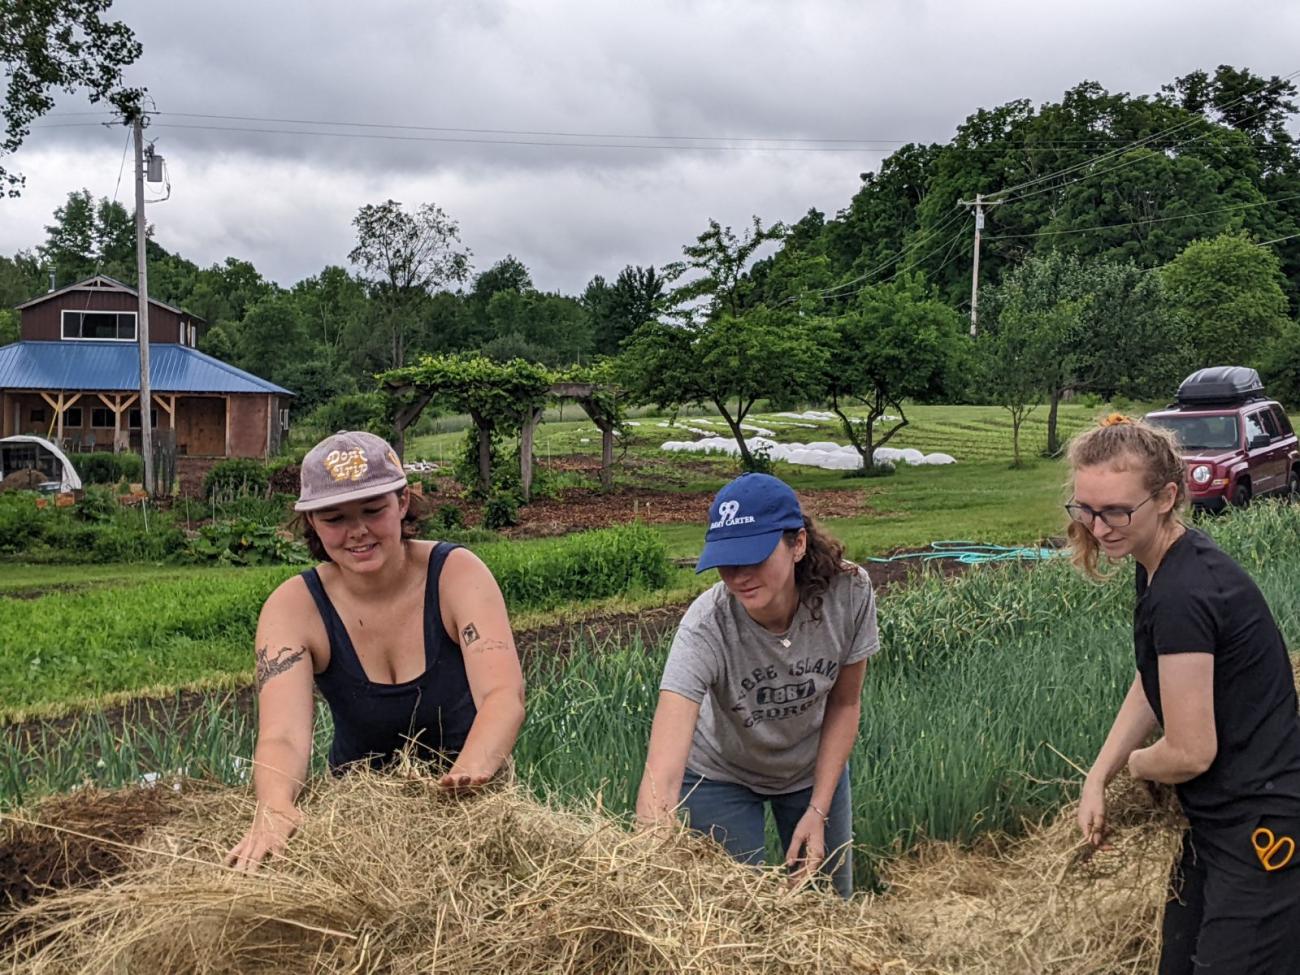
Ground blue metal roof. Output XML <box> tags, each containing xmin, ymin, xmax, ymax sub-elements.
<box><xmin>0</xmin><ymin>341</ymin><xmax>293</xmax><ymax>396</ymax></box>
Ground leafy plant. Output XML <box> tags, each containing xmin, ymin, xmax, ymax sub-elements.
<box><xmin>434</xmin><ymin>503</ymin><xmax>464</xmax><ymax>533</ymax></box>
<box><xmin>69</xmin><ymin>452</ymin><xmax>142</xmax><ymax>485</ymax></box>
<box><xmin>186</xmin><ymin>518</ymin><xmax>312</xmax><ymax>566</ymax></box>
<box><xmin>482</xmin><ymin>491</ymin><xmax>519</xmax><ymax>530</ymax></box>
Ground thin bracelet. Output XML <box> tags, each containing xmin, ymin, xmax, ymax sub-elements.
<box><xmin>808</xmin><ymin>801</ymin><xmax>829</xmax><ymax>822</ymax></box>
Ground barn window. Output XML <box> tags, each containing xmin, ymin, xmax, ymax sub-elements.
<box><xmin>91</xmin><ymin>408</ymin><xmax>114</xmax><ymax>428</ymax></box>
<box><xmin>61</xmin><ymin>310</ymin><xmax>137</xmax><ymax>341</ymax></box>
<box><xmin>64</xmin><ymin>407</ymin><xmax>83</xmax><ymax>427</ymax></box>
<box><xmin>30</xmin><ymin>407</ymin><xmax>46</xmax><ymax>422</ymax></box>
<box><xmin>127</xmin><ymin>408</ymin><xmax>159</xmax><ymax>429</ymax></box>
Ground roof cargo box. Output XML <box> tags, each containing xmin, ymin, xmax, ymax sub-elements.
<box><xmin>1176</xmin><ymin>366</ymin><xmax>1265</xmax><ymax>406</ymax></box>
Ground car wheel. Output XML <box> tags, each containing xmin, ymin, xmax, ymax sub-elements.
<box><xmin>1232</xmin><ymin>481</ymin><xmax>1252</xmax><ymax>508</ymax></box>
<box><xmin>1288</xmin><ymin>468</ymin><xmax>1300</xmax><ymax>504</ymax></box>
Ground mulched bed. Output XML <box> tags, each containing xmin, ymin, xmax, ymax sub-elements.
<box><xmin>0</xmin><ymin>787</ymin><xmax>185</xmax><ymax>913</ymax></box>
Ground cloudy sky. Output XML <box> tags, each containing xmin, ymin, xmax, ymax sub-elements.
<box><xmin>4</xmin><ymin>0</ymin><xmax>1298</xmax><ymax>294</ymax></box>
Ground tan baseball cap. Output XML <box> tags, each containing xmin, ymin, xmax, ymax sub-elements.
<box><xmin>294</xmin><ymin>431</ymin><xmax>409</xmax><ymax>512</ymax></box>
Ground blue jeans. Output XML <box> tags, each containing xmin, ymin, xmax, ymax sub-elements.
<box><xmin>679</xmin><ymin>766</ymin><xmax>854</xmax><ymax>898</ymax></box>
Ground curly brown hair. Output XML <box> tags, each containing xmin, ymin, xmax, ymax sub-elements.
<box><xmin>782</xmin><ymin>515</ymin><xmax>855</xmax><ymax>621</ymax></box>
<box><xmin>298</xmin><ymin>488</ymin><xmax>431</xmax><ymax>563</ymax></box>
<box><xmin>1064</xmin><ymin>415</ymin><xmax>1188</xmax><ymax>581</ymax></box>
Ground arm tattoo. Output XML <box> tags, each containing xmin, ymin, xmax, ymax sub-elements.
<box><xmin>460</xmin><ymin>623</ymin><xmax>480</xmax><ymax>647</ymax></box>
<box><xmin>255</xmin><ymin>645</ymin><xmax>308</xmax><ymax>691</ymax></box>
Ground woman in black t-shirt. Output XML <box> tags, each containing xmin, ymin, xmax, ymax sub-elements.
<box><xmin>1067</xmin><ymin>415</ymin><xmax>1300</xmax><ymax>974</ymax></box>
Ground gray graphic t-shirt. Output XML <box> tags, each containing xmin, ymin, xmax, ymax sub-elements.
<box><xmin>660</xmin><ymin>565</ymin><xmax>879</xmax><ymax>794</ymax></box>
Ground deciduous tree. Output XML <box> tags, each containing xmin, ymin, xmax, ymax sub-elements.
<box><xmin>822</xmin><ymin>274</ymin><xmax>962</xmax><ymax>470</ymax></box>
<box><xmin>1162</xmin><ymin>231</ymin><xmax>1291</xmax><ymax>369</ymax></box>
<box><xmin>0</xmin><ymin>0</ymin><xmax>144</xmax><ymax>194</ymax></box>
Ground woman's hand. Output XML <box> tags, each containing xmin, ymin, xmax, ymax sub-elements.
<box><xmin>1077</xmin><ymin>778</ymin><xmax>1110</xmax><ymax>852</ymax></box>
<box><xmin>437</xmin><ymin>765</ymin><xmax>496</xmax><ymax>794</ymax></box>
<box><xmin>224</xmin><ymin>803</ymin><xmax>304</xmax><ymax>873</ymax></box>
<box><xmin>785</xmin><ymin>807</ymin><xmax>827</xmax><ymax>885</ymax></box>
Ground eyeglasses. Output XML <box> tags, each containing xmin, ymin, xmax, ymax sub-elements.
<box><xmin>1064</xmin><ymin>491</ymin><xmax>1159</xmax><ymax>529</ymax></box>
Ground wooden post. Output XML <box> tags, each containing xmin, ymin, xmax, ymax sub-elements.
<box><xmin>390</xmin><ymin>388</ymin><xmax>435</xmax><ymax>461</ymax></box>
<box><xmin>519</xmin><ymin>407</ymin><xmax>542</xmax><ymax>502</ymax></box>
<box><xmin>601</xmin><ymin>426</ymin><xmax>614</xmax><ymax>491</ymax></box>
<box><xmin>465</xmin><ymin>409</ymin><xmax>493</xmax><ymax>496</ymax></box>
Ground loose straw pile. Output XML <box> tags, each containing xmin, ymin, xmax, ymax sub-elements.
<box><xmin>1</xmin><ymin>768</ymin><xmax>1184</xmax><ymax>974</ymax></box>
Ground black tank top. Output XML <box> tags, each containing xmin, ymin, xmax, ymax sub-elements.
<box><xmin>301</xmin><ymin>542</ymin><xmax>477</xmax><ymax>771</ymax></box>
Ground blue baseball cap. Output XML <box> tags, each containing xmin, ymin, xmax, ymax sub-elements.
<box><xmin>696</xmin><ymin>473</ymin><xmax>805</xmax><ymax>573</ymax></box>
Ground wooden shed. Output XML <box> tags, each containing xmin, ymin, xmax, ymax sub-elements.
<box><xmin>0</xmin><ymin>275</ymin><xmax>293</xmax><ymax>459</ymax></box>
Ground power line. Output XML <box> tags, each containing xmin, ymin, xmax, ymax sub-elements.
<box><xmin>793</xmin><ymin>209</ymin><xmax>970</xmax><ymax>306</ymax></box>
<box><xmin>143</xmin><ymin>121</ymin><xmax>904</xmax><ymax>153</ymax></box>
<box><xmin>30</xmin><ymin>111</ymin><xmax>1294</xmax><ymax>153</ymax></box>
<box><xmin>1259</xmin><ymin>231</ymin><xmax>1300</xmax><ymax>246</ymax></box>
<box><xmin>982</xmin><ymin>192</ymin><xmax>1300</xmax><ymax>240</ymax></box>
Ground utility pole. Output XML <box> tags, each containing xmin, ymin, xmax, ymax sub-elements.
<box><xmin>133</xmin><ymin>114</ymin><xmax>155</xmax><ymax>496</ymax></box>
<box><xmin>958</xmin><ymin>193</ymin><xmax>1003</xmax><ymax>337</ymax></box>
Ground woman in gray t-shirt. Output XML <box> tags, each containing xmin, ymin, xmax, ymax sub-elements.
<box><xmin>635</xmin><ymin>473</ymin><xmax>878</xmax><ymax>898</ymax></box>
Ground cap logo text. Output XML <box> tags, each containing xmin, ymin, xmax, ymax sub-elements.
<box><xmin>324</xmin><ymin>448</ymin><xmax>369</xmax><ymax>482</ymax></box>
<box><xmin>711</xmin><ymin>499</ymin><xmax>755</xmax><ymax>529</ymax></box>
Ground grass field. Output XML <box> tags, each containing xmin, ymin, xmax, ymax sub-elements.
<box><xmin>405</xmin><ymin>402</ymin><xmax>1116</xmax><ymax>468</ymax></box>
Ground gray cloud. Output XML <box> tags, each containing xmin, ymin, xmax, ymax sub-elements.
<box><xmin>3</xmin><ymin>0</ymin><xmax>1299</xmax><ymax>292</ymax></box>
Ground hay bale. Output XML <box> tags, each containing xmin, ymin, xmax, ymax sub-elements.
<box><xmin>874</xmin><ymin>775</ymin><xmax>1184</xmax><ymax>974</ymax></box>
<box><xmin>0</xmin><ymin>770</ymin><xmax>899</xmax><ymax>974</ymax></box>
<box><xmin>0</xmin><ymin>769</ymin><xmax>1185</xmax><ymax>974</ymax></box>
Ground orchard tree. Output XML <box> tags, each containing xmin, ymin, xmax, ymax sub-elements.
<box><xmin>1163</xmin><ymin>232</ymin><xmax>1291</xmax><ymax>369</ymax></box>
<box><xmin>618</xmin><ymin>305</ymin><xmax>827</xmax><ymax>469</ymax></box>
<box><xmin>977</xmin><ymin>301</ymin><xmax>1076</xmax><ymax>468</ymax></box>
<box><xmin>985</xmin><ymin>251</ymin><xmax>1179</xmax><ymax>455</ymax></box>
<box><xmin>823</xmin><ymin>274</ymin><xmax>962</xmax><ymax>470</ymax></box>
<box><xmin>349</xmin><ymin>199</ymin><xmax>471</xmax><ymax>370</ymax></box>
<box><xmin>0</xmin><ymin>0</ymin><xmax>144</xmax><ymax>194</ymax></box>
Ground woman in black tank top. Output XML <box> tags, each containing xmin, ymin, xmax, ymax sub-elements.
<box><xmin>225</xmin><ymin>432</ymin><xmax>526</xmax><ymax>873</ymax></box>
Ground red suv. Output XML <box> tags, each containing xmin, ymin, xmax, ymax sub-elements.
<box><xmin>1145</xmin><ymin>367</ymin><xmax>1299</xmax><ymax>511</ymax></box>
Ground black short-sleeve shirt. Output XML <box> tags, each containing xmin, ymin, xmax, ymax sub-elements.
<box><xmin>1134</xmin><ymin>526</ymin><xmax>1300</xmax><ymax>825</ymax></box>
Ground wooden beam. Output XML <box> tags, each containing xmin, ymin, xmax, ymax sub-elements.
<box><xmin>225</xmin><ymin>396</ymin><xmax>232</xmax><ymax>457</ymax></box>
<box><xmin>519</xmin><ymin>407</ymin><xmax>543</xmax><ymax>503</ymax></box>
<box><xmin>548</xmin><ymin>381</ymin><xmax>596</xmax><ymax>399</ymax></box>
<box><xmin>96</xmin><ymin>392</ymin><xmax>138</xmax><ymax>412</ymax></box>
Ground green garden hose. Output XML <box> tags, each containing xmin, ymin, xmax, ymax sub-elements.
<box><xmin>866</xmin><ymin>541</ymin><xmax>1065</xmax><ymax>565</ymax></box>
